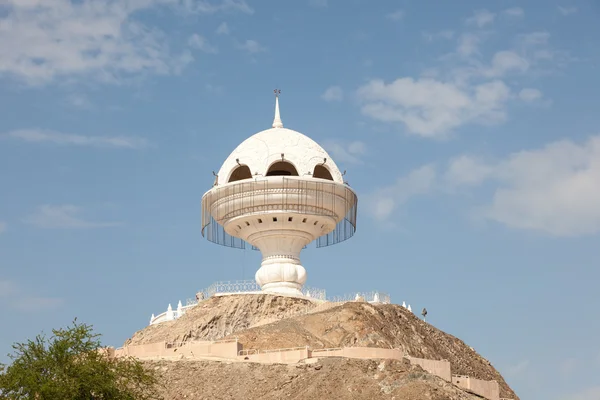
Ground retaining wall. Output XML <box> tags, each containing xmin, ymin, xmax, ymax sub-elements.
<box><xmin>452</xmin><ymin>375</ymin><xmax>500</xmax><ymax>400</ymax></box>
<box><xmin>241</xmin><ymin>348</ymin><xmax>310</xmax><ymax>363</ymax></box>
<box><xmin>407</xmin><ymin>356</ymin><xmax>451</xmax><ymax>382</ymax></box>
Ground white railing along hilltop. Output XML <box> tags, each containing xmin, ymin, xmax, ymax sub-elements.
<box><xmin>149</xmin><ymin>280</ymin><xmax>401</xmax><ymax>326</ymax></box>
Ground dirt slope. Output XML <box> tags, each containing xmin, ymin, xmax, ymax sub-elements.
<box><xmin>151</xmin><ymin>357</ymin><xmax>484</xmax><ymax>400</ymax></box>
<box><xmin>228</xmin><ymin>301</ymin><xmax>517</xmax><ymax>399</ymax></box>
<box><xmin>126</xmin><ymin>294</ymin><xmax>315</xmax><ymax>345</ymax></box>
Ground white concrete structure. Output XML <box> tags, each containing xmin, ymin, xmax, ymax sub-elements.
<box><xmin>201</xmin><ymin>92</ymin><xmax>358</xmax><ymax>296</ymax></box>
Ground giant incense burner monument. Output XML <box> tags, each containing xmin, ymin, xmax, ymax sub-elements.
<box><xmin>121</xmin><ymin>92</ymin><xmax>516</xmax><ymax>400</ymax></box>
<box><xmin>201</xmin><ymin>91</ymin><xmax>358</xmax><ymax>296</ymax></box>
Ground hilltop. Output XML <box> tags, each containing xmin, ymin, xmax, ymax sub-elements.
<box><xmin>126</xmin><ymin>294</ymin><xmax>518</xmax><ymax>400</ymax></box>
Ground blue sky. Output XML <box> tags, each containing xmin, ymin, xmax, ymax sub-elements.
<box><xmin>0</xmin><ymin>0</ymin><xmax>598</xmax><ymax>398</ymax></box>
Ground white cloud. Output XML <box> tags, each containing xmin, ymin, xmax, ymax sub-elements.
<box><xmin>66</xmin><ymin>93</ymin><xmax>93</xmax><ymax>109</ymax></box>
<box><xmin>386</xmin><ymin>10</ymin><xmax>405</xmax><ymax>21</ymax></box>
<box><xmin>446</xmin><ymin>155</ymin><xmax>494</xmax><ymax>186</ymax></box>
<box><xmin>0</xmin><ymin>221</ymin><xmax>6</xmax><ymax>234</ymax></box>
<box><xmin>558</xmin><ymin>6</ymin><xmax>578</xmax><ymax>16</ymax></box>
<box><xmin>366</xmin><ymin>165</ymin><xmax>436</xmax><ymax>221</ymax></box>
<box><xmin>457</xmin><ymin>33</ymin><xmax>480</xmax><ymax>56</ymax></box>
<box><xmin>216</xmin><ymin>22</ymin><xmax>230</xmax><ymax>35</ymax></box>
<box><xmin>24</xmin><ymin>205</ymin><xmax>123</xmax><ymax>229</ymax></box>
<box><xmin>321</xmin><ymin>86</ymin><xmax>344</xmax><ymax>102</ymax></box>
<box><xmin>357</xmin><ymin>78</ymin><xmax>510</xmax><ymax>137</ymax></box>
<box><xmin>518</xmin><ymin>31</ymin><xmax>550</xmax><ymax>46</ymax></box>
<box><xmin>423</xmin><ymin>30</ymin><xmax>454</xmax><ymax>42</ymax></box>
<box><xmin>5</xmin><ymin>129</ymin><xmax>149</xmax><ymax>149</ymax></box>
<box><xmin>466</xmin><ymin>9</ymin><xmax>496</xmax><ymax>27</ymax></box>
<box><xmin>322</xmin><ymin>140</ymin><xmax>366</xmax><ymax>165</ymax></box>
<box><xmin>451</xmin><ymin>135</ymin><xmax>600</xmax><ymax>236</ymax></box>
<box><xmin>503</xmin><ymin>7</ymin><xmax>524</xmax><ymax>17</ymax></box>
<box><xmin>0</xmin><ymin>0</ymin><xmax>251</xmax><ymax>85</ymax></box>
<box><xmin>519</xmin><ymin>88</ymin><xmax>543</xmax><ymax>102</ymax></box>
<box><xmin>237</xmin><ymin>39</ymin><xmax>266</xmax><ymax>54</ymax></box>
<box><xmin>484</xmin><ymin>51</ymin><xmax>529</xmax><ymax>77</ymax></box>
<box><xmin>188</xmin><ymin>34</ymin><xmax>218</xmax><ymax>53</ymax></box>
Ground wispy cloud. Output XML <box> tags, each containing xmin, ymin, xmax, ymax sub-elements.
<box><xmin>237</xmin><ymin>39</ymin><xmax>267</xmax><ymax>54</ymax></box>
<box><xmin>188</xmin><ymin>0</ymin><xmax>253</xmax><ymax>14</ymax></box>
<box><xmin>457</xmin><ymin>33</ymin><xmax>481</xmax><ymax>56</ymax></box>
<box><xmin>386</xmin><ymin>10</ymin><xmax>405</xmax><ymax>21</ymax></box>
<box><xmin>466</xmin><ymin>9</ymin><xmax>495</xmax><ymax>27</ymax></box>
<box><xmin>66</xmin><ymin>93</ymin><xmax>93</xmax><ymax>109</ymax></box>
<box><xmin>188</xmin><ymin>34</ymin><xmax>218</xmax><ymax>53</ymax></box>
<box><xmin>518</xmin><ymin>88</ymin><xmax>543</xmax><ymax>102</ymax></box>
<box><xmin>24</xmin><ymin>205</ymin><xmax>123</xmax><ymax>229</ymax></box>
<box><xmin>0</xmin><ymin>279</ymin><xmax>63</xmax><ymax>312</ymax></box>
<box><xmin>216</xmin><ymin>22</ymin><xmax>230</xmax><ymax>35</ymax></box>
<box><xmin>558</xmin><ymin>6</ymin><xmax>578</xmax><ymax>16</ymax></box>
<box><xmin>365</xmin><ymin>165</ymin><xmax>436</xmax><ymax>221</ymax></box>
<box><xmin>357</xmin><ymin>78</ymin><xmax>510</xmax><ymax>138</ymax></box>
<box><xmin>321</xmin><ymin>86</ymin><xmax>344</xmax><ymax>102</ymax></box>
<box><xmin>0</xmin><ymin>221</ymin><xmax>6</xmax><ymax>234</ymax></box>
<box><xmin>5</xmin><ymin>129</ymin><xmax>149</xmax><ymax>149</ymax></box>
<box><xmin>323</xmin><ymin>140</ymin><xmax>366</xmax><ymax>165</ymax></box>
<box><xmin>503</xmin><ymin>7</ymin><xmax>524</xmax><ymax>18</ymax></box>
<box><xmin>423</xmin><ymin>30</ymin><xmax>455</xmax><ymax>42</ymax></box>
<box><xmin>446</xmin><ymin>135</ymin><xmax>600</xmax><ymax>236</ymax></box>
<box><xmin>0</xmin><ymin>0</ymin><xmax>254</xmax><ymax>85</ymax></box>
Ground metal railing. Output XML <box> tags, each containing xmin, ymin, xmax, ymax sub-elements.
<box><xmin>330</xmin><ymin>291</ymin><xmax>391</xmax><ymax>304</ymax></box>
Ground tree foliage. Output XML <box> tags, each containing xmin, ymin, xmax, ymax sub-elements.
<box><xmin>0</xmin><ymin>320</ymin><xmax>161</xmax><ymax>400</ymax></box>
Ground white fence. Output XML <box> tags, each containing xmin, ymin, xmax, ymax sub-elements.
<box><xmin>149</xmin><ymin>280</ymin><xmax>394</xmax><ymax>326</ymax></box>
<box><xmin>198</xmin><ymin>280</ymin><xmax>327</xmax><ymax>301</ymax></box>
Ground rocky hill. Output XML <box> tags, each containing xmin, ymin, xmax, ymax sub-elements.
<box><xmin>152</xmin><ymin>357</ymin><xmax>486</xmax><ymax>400</ymax></box>
<box><xmin>126</xmin><ymin>294</ymin><xmax>518</xmax><ymax>399</ymax></box>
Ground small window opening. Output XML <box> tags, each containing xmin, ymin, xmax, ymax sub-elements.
<box><xmin>288</xmin><ymin>217</ymin><xmax>293</xmax><ymax>222</ymax></box>
<box><xmin>245</xmin><ymin>221</ymin><xmax>250</xmax><ymax>226</ymax></box>
<box><xmin>273</xmin><ymin>217</ymin><xmax>278</xmax><ymax>222</ymax></box>
<box><xmin>266</xmin><ymin>161</ymin><xmax>299</xmax><ymax>176</ymax></box>
<box><xmin>313</xmin><ymin>221</ymin><xmax>318</xmax><ymax>225</ymax></box>
<box><xmin>236</xmin><ymin>225</ymin><xmax>242</xmax><ymax>230</ymax></box>
<box><xmin>228</xmin><ymin>165</ymin><xmax>252</xmax><ymax>182</ymax></box>
<box><xmin>302</xmin><ymin>218</ymin><xmax>307</xmax><ymax>223</ymax></box>
<box><xmin>258</xmin><ymin>218</ymin><xmax>263</xmax><ymax>223</ymax></box>
<box><xmin>313</xmin><ymin>165</ymin><xmax>334</xmax><ymax>180</ymax></box>
<box><xmin>321</xmin><ymin>225</ymin><xmax>325</xmax><ymax>229</ymax></box>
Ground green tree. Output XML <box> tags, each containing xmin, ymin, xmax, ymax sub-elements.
<box><xmin>0</xmin><ymin>320</ymin><xmax>161</xmax><ymax>400</ymax></box>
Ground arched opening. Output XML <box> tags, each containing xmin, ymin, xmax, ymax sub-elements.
<box><xmin>266</xmin><ymin>161</ymin><xmax>299</xmax><ymax>176</ymax></box>
<box><xmin>228</xmin><ymin>165</ymin><xmax>252</xmax><ymax>182</ymax></box>
<box><xmin>313</xmin><ymin>165</ymin><xmax>333</xmax><ymax>180</ymax></box>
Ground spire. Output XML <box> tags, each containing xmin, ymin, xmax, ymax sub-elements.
<box><xmin>272</xmin><ymin>89</ymin><xmax>283</xmax><ymax>128</ymax></box>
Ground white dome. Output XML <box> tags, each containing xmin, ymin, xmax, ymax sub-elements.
<box><xmin>217</xmin><ymin>126</ymin><xmax>344</xmax><ymax>184</ymax></box>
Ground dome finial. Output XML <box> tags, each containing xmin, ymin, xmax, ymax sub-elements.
<box><xmin>272</xmin><ymin>89</ymin><xmax>283</xmax><ymax>128</ymax></box>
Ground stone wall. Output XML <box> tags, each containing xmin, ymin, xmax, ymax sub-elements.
<box><xmin>107</xmin><ymin>342</ymin><xmax>500</xmax><ymax>400</ymax></box>
<box><xmin>452</xmin><ymin>375</ymin><xmax>500</xmax><ymax>400</ymax></box>
<box><xmin>407</xmin><ymin>356</ymin><xmax>451</xmax><ymax>382</ymax></box>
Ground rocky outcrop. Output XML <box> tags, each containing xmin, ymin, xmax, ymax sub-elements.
<box><xmin>151</xmin><ymin>357</ymin><xmax>484</xmax><ymax>400</ymax></box>
<box><xmin>126</xmin><ymin>294</ymin><xmax>518</xmax><ymax>399</ymax></box>
<box><xmin>126</xmin><ymin>294</ymin><xmax>315</xmax><ymax>345</ymax></box>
